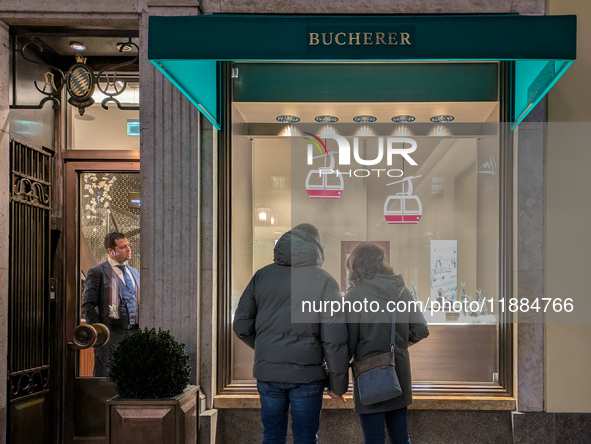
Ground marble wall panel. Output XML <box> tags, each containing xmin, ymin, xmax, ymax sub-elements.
<box><xmin>0</xmin><ymin>21</ymin><xmax>9</xmax><ymax>436</ymax></box>
<box><xmin>2</xmin><ymin>0</ymin><xmax>139</xmax><ymax>13</ymax></box>
<box><xmin>517</xmin><ymin>315</ymin><xmax>544</xmax><ymax>410</ymax></box>
<box><xmin>139</xmin><ymin>12</ymin><xmax>200</xmax><ymax>383</ymax></box>
<box><xmin>201</xmin><ymin>0</ymin><xmax>544</xmax><ymax>14</ymax></box>
<box><xmin>0</xmin><ymin>407</ymin><xmax>4</xmax><ymax>444</ymax></box>
<box><xmin>199</xmin><ymin>113</ymin><xmax>217</xmax><ymax>409</ymax></box>
<box><xmin>554</xmin><ymin>414</ymin><xmax>591</xmax><ymax>443</ymax></box>
<box><xmin>410</xmin><ymin>410</ymin><xmax>513</xmax><ymax>443</ymax></box>
<box><xmin>199</xmin><ymin>408</ymin><xmax>218</xmax><ymax>444</ymax></box>
<box><xmin>218</xmin><ymin>409</ymin><xmax>514</xmax><ymax>443</ymax></box>
<box><xmin>517</xmin><ymin>124</ymin><xmax>545</xmax><ymax>273</ymax></box>
<box><xmin>515</xmin><ymin>101</ymin><xmax>547</xmax><ymax>413</ymax></box>
<box><xmin>513</xmin><ymin>412</ymin><xmax>555</xmax><ymax>444</ymax></box>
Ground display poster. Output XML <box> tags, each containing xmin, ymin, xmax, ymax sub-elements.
<box><xmin>430</xmin><ymin>240</ymin><xmax>458</xmax><ymax>304</ymax></box>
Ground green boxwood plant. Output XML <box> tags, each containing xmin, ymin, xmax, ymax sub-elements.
<box><xmin>108</xmin><ymin>328</ymin><xmax>191</xmax><ymax>399</ymax></box>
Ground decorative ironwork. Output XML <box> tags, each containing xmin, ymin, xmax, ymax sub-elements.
<box><xmin>8</xmin><ymin>139</ymin><xmax>53</xmax><ymax>402</ymax></box>
<box><xmin>12</xmin><ymin>176</ymin><xmax>51</xmax><ymax>208</ymax></box>
<box><xmin>11</xmin><ymin>37</ymin><xmax>139</xmax><ymax>114</ymax></box>
<box><xmin>10</xmin><ymin>41</ymin><xmax>64</xmax><ymax>110</ymax></box>
<box><xmin>96</xmin><ymin>39</ymin><xmax>140</xmax><ymax>112</ymax></box>
<box><xmin>9</xmin><ymin>367</ymin><xmax>50</xmax><ymax>400</ymax></box>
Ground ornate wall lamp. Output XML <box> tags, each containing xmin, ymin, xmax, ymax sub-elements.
<box><xmin>10</xmin><ymin>38</ymin><xmax>140</xmax><ymax>115</ymax></box>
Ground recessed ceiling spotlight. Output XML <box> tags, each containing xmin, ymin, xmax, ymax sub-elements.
<box><xmin>315</xmin><ymin>115</ymin><xmax>339</xmax><ymax>123</ymax></box>
<box><xmin>430</xmin><ymin>115</ymin><xmax>455</xmax><ymax>123</ymax></box>
<box><xmin>69</xmin><ymin>41</ymin><xmax>86</xmax><ymax>51</ymax></box>
<box><xmin>392</xmin><ymin>115</ymin><xmax>416</xmax><ymax>123</ymax></box>
<box><xmin>353</xmin><ymin>115</ymin><xmax>377</xmax><ymax>123</ymax></box>
<box><xmin>276</xmin><ymin>115</ymin><xmax>300</xmax><ymax>123</ymax></box>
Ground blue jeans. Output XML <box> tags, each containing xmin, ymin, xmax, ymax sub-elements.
<box><xmin>257</xmin><ymin>380</ymin><xmax>325</xmax><ymax>444</ymax></box>
<box><xmin>359</xmin><ymin>407</ymin><xmax>410</xmax><ymax>444</ymax></box>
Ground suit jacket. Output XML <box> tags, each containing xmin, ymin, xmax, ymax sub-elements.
<box><xmin>81</xmin><ymin>261</ymin><xmax>140</xmax><ymax>326</ymax></box>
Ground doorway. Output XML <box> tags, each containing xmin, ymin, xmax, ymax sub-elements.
<box><xmin>62</xmin><ymin>156</ymin><xmax>139</xmax><ymax>444</ymax></box>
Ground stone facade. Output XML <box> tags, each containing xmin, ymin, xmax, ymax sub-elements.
<box><xmin>0</xmin><ymin>20</ymin><xmax>9</xmax><ymax>444</ymax></box>
<box><xmin>2</xmin><ymin>0</ymin><xmax>590</xmax><ymax>443</ymax></box>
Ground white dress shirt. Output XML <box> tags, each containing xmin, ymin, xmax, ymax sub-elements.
<box><xmin>108</xmin><ymin>257</ymin><xmax>136</xmax><ymax>290</ymax></box>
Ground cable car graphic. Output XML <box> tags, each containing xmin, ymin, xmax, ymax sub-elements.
<box><xmin>305</xmin><ymin>150</ymin><xmax>344</xmax><ymax>199</ymax></box>
<box><xmin>383</xmin><ymin>175</ymin><xmax>423</xmax><ymax>224</ymax></box>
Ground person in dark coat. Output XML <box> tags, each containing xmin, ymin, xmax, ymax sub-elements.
<box><xmin>345</xmin><ymin>242</ymin><xmax>429</xmax><ymax>444</ymax></box>
<box><xmin>233</xmin><ymin>223</ymin><xmax>349</xmax><ymax>444</ymax></box>
<box><xmin>81</xmin><ymin>232</ymin><xmax>140</xmax><ymax>377</ymax></box>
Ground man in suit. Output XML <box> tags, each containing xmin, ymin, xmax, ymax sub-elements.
<box><xmin>81</xmin><ymin>232</ymin><xmax>140</xmax><ymax>377</ymax></box>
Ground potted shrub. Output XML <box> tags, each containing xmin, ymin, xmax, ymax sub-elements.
<box><xmin>106</xmin><ymin>328</ymin><xmax>198</xmax><ymax>444</ymax></box>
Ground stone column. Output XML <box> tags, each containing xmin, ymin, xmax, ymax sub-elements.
<box><xmin>199</xmin><ymin>115</ymin><xmax>217</xmax><ymax>408</ymax></box>
<box><xmin>0</xmin><ymin>20</ymin><xmax>9</xmax><ymax>444</ymax></box>
<box><xmin>516</xmin><ymin>101</ymin><xmax>547</xmax><ymax>412</ymax></box>
<box><xmin>139</xmin><ymin>10</ymin><xmax>201</xmax><ymax>382</ymax></box>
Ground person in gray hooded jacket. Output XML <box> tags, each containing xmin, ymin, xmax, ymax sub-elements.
<box><xmin>345</xmin><ymin>242</ymin><xmax>430</xmax><ymax>444</ymax></box>
<box><xmin>234</xmin><ymin>223</ymin><xmax>349</xmax><ymax>444</ymax></box>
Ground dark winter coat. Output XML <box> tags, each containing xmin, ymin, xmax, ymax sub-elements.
<box><xmin>233</xmin><ymin>229</ymin><xmax>350</xmax><ymax>395</ymax></box>
<box><xmin>345</xmin><ymin>274</ymin><xmax>430</xmax><ymax>413</ymax></box>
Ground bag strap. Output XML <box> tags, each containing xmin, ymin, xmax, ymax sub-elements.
<box><xmin>390</xmin><ymin>307</ymin><xmax>397</xmax><ymax>352</ymax></box>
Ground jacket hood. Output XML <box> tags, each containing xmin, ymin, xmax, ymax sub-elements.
<box><xmin>273</xmin><ymin>229</ymin><xmax>324</xmax><ymax>267</ymax></box>
<box><xmin>357</xmin><ymin>274</ymin><xmax>406</xmax><ymax>301</ymax></box>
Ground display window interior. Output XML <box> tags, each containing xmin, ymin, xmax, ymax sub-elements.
<box><xmin>230</xmin><ymin>62</ymin><xmax>503</xmax><ymax>387</ymax></box>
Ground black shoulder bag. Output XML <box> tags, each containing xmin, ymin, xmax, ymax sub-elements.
<box><xmin>351</xmin><ymin>309</ymin><xmax>403</xmax><ymax>405</ymax></box>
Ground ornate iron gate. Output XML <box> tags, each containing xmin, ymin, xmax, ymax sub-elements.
<box><xmin>8</xmin><ymin>138</ymin><xmax>52</xmax><ymax>443</ymax></box>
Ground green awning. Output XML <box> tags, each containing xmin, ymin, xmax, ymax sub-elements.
<box><xmin>148</xmin><ymin>14</ymin><xmax>577</xmax><ymax>130</ymax></box>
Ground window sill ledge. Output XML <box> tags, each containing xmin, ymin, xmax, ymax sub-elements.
<box><xmin>213</xmin><ymin>394</ymin><xmax>516</xmax><ymax>410</ymax></box>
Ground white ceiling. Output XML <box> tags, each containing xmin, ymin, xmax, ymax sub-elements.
<box><xmin>234</xmin><ymin>101</ymin><xmax>499</xmax><ymax>124</ymax></box>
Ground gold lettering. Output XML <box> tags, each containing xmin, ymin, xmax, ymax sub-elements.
<box><xmin>335</xmin><ymin>32</ymin><xmax>347</xmax><ymax>45</ymax></box>
<box><xmin>388</xmin><ymin>32</ymin><xmax>398</xmax><ymax>45</ymax></box>
<box><xmin>321</xmin><ymin>32</ymin><xmax>334</xmax><ymax>45</ymax></box>
<box><xmin>401</xmin><ymin>32</ymin><xmax>411</xmax><ymax>45</ymax></box>
<box><xmin>363</xmin><ymin>32</ymin><xmax>373</xmax><ymax>45</ymax></box>
<box><xmin>309</xmin><ymin>33</ymin><xmax>319</xmax><ymax>46</ymax></box>
<box><xmin>349</xmin><ymin>32</ymin><xmax>361</xmax><ymax>45</ymax></box>
<box><xmin>376</xmin><ymin>32</ymin><xmax>386</xmax><ymax>45</ymax></box>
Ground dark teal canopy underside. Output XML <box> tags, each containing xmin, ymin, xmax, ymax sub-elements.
<box><xmin>148</xmin><ymin>14</ymin><xmax>577</xmax><ymax>130</ymax></box>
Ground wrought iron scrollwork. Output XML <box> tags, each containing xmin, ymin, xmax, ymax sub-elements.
<box><xmin>96</xmin><ymin>39</ymin><xmax>140</xmax><ymax>111</ymax></box>
<box><xmin>12</xmin><ymin>177</ymin><xmax>50</xmax><ymax>207</ymax></box>
<box><xmin>10</xmin><ymin>41</ymin><xmax>64</xmax><ymax>110</ymax></box>
<box><xmin>10</xmin><ymin>367</ymin><xmax>50</xmax><ymax>400</ymax></box>
<box><xmin>11</xmin><ymin>37</ymin><xmax>140</xmax><ymax>114</ymax></box>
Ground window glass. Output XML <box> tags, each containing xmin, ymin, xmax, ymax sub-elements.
<box><xmin>78</xmin><ymin>172</ymin><xmax>140</xmax><ymax>377</ymax></box>
<box><xmin>231</xmin><ymin>63</ymin><xmax>501</xmax><ymax>384</ymax></box>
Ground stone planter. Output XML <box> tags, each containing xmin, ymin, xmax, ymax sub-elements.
<box><xmin>106</xmin><ymin>385</ymin><xmax>198</xmax><ymax>444</ymax></box>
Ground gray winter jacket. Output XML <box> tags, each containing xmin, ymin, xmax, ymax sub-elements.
<box><xmin>346</xmin><ymin>274</ymin><xmax>430</xmax><ymax>413</ymax></box>
<box><xmin>233</xmin><ymin>229</ymin><xmax>350</xmax><ymax>395</ymax></box>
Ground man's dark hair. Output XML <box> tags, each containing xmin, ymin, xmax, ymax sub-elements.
<box><xmin>104</xmin><ymin>232</ymin><xmax>127</xmax><ymax>250</ymax></box>
<box><xmin>292</xmin><ymin>223</ymin><xmax>320</xmax><ymax>241</ymax></box>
